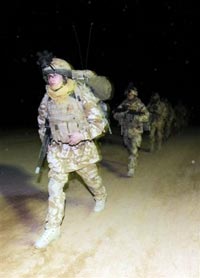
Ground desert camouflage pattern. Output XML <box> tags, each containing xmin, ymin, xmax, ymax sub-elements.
<box><xmin>37</xmin><ymin>82</ymin><xmax>107</xmax><ymax>228</ymax></box>
<box><xmin>113</xmin><ymin>96</ymin><xmax>149</xmax><ymax>174</ymax></box>
<box><xmin>147</xmin><ymin>94</ymin><xmax>168</xmax><ymax>152</ymax></box>
<box><xmin>38</xmin><ymin>83</ymin><xmax>107</xmax><ymax>142</ymax></box>
<box><xmin>45</xmin><ymin>164</ymin><xmax>107</xmax><ymax>229</ymax></box>
<box><xmin>47</xmin><ymin>140</ymin><xmax>101</xmax><ymax>175</ymax></box>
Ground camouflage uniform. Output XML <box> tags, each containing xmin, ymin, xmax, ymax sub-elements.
<box><xmin>113</xmin><ymin>89</ymin><xmax>149</xmax><ymax>176</ymax></box>
<box><xmin>147</xmin><ymin>93</ymin><xmax>168</xmax><ymax>152</ymax></box>
<box><xmin>38</xmin><ymin>83</ymin><xmax>107</xmax><ymax>229</ymax></box>
<box><xmin>35</xmin><ymin>56</ymin><xmax>108</xmax><ymax>249</ymax></box>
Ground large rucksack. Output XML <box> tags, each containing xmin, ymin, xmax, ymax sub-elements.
<box><xmin>72</xmin><ymin>70</ymin><xmax>113</xmax><ymax>134</ymax></box>
<box><xmin>72</xmin><ymin>70</ymin><xmax>113</xmax><ymax>100</ymax></box>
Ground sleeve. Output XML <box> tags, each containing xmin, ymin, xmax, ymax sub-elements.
<box><xmin>113</xmin><ymin>100</ymin><xmax>127</xmax><ymax>122</ymax></box>
<box><xmin>78</xmin><ymin>84</ymin><xmax>107</xmax><ymax>140</ymax></box>
<box><xmin>37</xmin><ymin>93</ymin><xmax>49</xmax><ymax>141</ymax></box>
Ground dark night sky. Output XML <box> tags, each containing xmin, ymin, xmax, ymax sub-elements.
<box><xmin>0</xmin><ymin>0</ymin><xmax>196</xmax><ymax>127</ymax></box>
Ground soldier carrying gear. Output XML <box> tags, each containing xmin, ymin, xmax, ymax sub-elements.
<box><xmin>113</xmin><ymin>83</ymin><xmax>149</xmax><ymax>177</ymax></box>
<box><xmin>34</xmin><ymin>52</ymin><xmax>108</xmax><ymax>249</ymax></box>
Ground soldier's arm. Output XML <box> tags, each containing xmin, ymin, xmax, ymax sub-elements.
<box><xmin>37</xmin><ymin>93</ymin><xmax>49</xmax><ymax>141</ymax></box>
<box><xmin>112</xmin><ymin>101</ymin><xmax>128</xmax><ymax>123</ymax></box>
<box><xmin>79</xmin><ymin>84</ymin><xmax>108</xmax><ymax>140</ymax></box>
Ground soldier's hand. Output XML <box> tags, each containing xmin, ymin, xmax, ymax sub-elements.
<box><xmin>68</xmin><ymin>132</ymin><xmax>84</xmax><ymax>145</ymax></box>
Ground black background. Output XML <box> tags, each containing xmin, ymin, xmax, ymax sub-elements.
<box><xmin>0</xmin><ymin>0</ymin><xmax>196</xmax><ymax>127</ymax></box>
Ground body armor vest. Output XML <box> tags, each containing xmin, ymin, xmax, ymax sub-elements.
<box><xmin>47</xmin><ymin>94</ymin><xmax>88</xmax><ymax>143</ymax></box>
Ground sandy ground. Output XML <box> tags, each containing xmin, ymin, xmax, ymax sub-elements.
<box><xmin>0</xmin><ymin>126</ymin><xmax>200</xmax><ymax>278</ymax></box>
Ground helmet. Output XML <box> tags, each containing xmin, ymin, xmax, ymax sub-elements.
<box><xmin>151</xmin><ymin>92</ymin><xmax>160</xmax><ymax>101</ymax></box>
<box><xmin>43</xmin><ymin>58</ymin><xmax>73</xmax><ymax>78</ymax></box>
<box><xmin>128</xmin><ymin>88</ymin><xmax>138</xmax><ymax>96</ymax></box>
<box><xmin>125</xmin><ymin>82</ymin><xmax>138</xmax><ymax>96</ymax></box>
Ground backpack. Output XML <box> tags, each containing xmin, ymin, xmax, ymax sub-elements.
<box><xmin>72</xmin><ymin>70</ymin><xmax>113</xmax><ymax>134</ymax></box>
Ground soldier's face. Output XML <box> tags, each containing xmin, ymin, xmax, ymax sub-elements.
<box><xmin>48</xmin><ymin>73</ymin><xmax>64</xmax><ymax>88</ymax></box>
<box><xmin>127</xmin><ymin>91</ymin><xmax>135</xmax><ymax>100</ymax></box>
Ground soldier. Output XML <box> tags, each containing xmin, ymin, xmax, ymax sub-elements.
<box><xmin>113</xmin><ymin>83</ymin><xmax>149</xmax><ymax>177</ymax></box>
<box><xmin>162</xmin><ymin>98</ymin><xmax>176</xmax><ymax>140</ymax></box>
<box><xmin>147</xmin><ymin>92</ymin><xmax>168</xmax><ymax>152</ymax></box>
<box><xmin>174</xmin><ymin>100</ymin><xmax>189</xmax><ymax>133</ymax></box>
<box><xmin>34</xmin><ymin>53</ymin><xmax>108</xmax><ymax>249</ymax></box>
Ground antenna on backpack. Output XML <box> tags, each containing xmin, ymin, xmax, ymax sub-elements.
<box><xmin>72</xmin><ymin>24</ymin><xmax>84</xmax><ymax>69</ymax></box>
<box><xmin>85</xmin><ymin>22</ymin><xmax>94</xmax><ymax>69</ymax></box>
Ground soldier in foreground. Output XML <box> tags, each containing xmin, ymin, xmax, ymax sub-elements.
<box><xmin>113</xmin><ymin>83</ymin><xmax>149</xmax><ymax>177</ymax></box>
<box><xmin>34</xmin><ymin>53</ymin><xmax>108</xmax><ymax>249</ymax></box>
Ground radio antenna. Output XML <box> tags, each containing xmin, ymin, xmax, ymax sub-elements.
<box><xmin>85</xmin><ymin>22</ymin><xmax>94</xmax><ymax>69</ymax></box>
<box><xmin>72</xmin><ymin>24</ymin><xmax>84</xmax><ymax>69</ymax></box>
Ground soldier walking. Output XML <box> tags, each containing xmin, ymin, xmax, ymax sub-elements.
<box><xmin>34</xmin><ymin>53</ymin><xmax>108</xmax><ymax>249</ymax></box>
<box><xmin>147</xmin><ymin>93</ymin><xmax>168</xmax><ymax>152</ymax></box>
<box><xmin>113</xmin><ymin>83</ymin><xmax>149</xmax><ymax>177</ymax></box>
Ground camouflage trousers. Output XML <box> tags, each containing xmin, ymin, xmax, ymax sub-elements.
<box><xmin>123</xmin><ymin>132</ymin><xmax>142</xmax><ymax>172</ymax></box>
<box><xmin>45</xmin><ymin>163</ymin><xmax>107</xmax><ymax>229</ymax></box>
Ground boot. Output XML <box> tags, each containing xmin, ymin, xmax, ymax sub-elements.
<box><xmin>127</xmin><ymin>168</ymin><xmax>135</xmax><ymax>177</ymax></box>
<box><xmin>94</xmin><ymin>198</ymin><xmax>106</xmax><ymax>212</ymax></box>
<box><xmin>34</xmin><ymin>227</ymin><xmax>61</xmax><ymax>249</ymax></box>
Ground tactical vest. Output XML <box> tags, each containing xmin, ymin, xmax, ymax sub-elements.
<box><xmin>47</xmin><ymin>94</ymin><xmax>89</xmax><ymax>143</ymax></box>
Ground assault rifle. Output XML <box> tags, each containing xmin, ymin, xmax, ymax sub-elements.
<box><xmin>122</xmin><ymin>110</ymin><xmax>144</xmax><ymax>127</ymax></box>
<box><xmin>35</xmin><ymin>119</ymin><xmax>51</xmax><ymax>182</ymax></box>
<box><xmin>113</xmin><ymin>107</ymin><xmax>146</xmax><ymax>135</ymax></box>
<box><xmin>114</xmin><ymin>106</ymin><xmax>144</xmax><ymax>118</ymax></box>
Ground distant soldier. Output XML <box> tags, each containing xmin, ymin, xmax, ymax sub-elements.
<box><xmin>174</xmin><ymin>100</ymin><xmax>189</xmax><ymax>133</ymax></box>
<box><xmin>113</xmin><ymin>83</ymin><xmax>149</xmax><ymax>177</ymax></box>
<box><xmin>162</xmin><ymin>98</ymin><xmax>176</xmax><ymax>140</ymax></box>
<box><xmin>147</xmin><ymin>93</ymin><xmax>168</xmax><ymax>152</ymax></box>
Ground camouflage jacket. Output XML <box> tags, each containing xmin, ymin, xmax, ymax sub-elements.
<box><xmin>147</xmin><ymin>100</ymin><xmax>168</xmax><ymax>123</ymax></box>
<box><xmin>113</xmin><ymin>97</ymin><xmax>149</xmax><ymax>136</ymax></box>
<box><xmin>37</xmin><ymin>82</ymin><xmax>107</xmax><ymax>171</ymax></box>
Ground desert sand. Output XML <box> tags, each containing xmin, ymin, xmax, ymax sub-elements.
<box><xmin>0</xmin><ymin>126</ymin><xmax>199</xmax><ymax>278</ymax></box>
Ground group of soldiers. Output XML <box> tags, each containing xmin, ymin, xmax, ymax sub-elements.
<box><xmin>112</xmin><ymin>83</ymin><xmax>189</xmax><ymax>177</ymax></box>
<box><xmin>34</xmin><ymin>53</ymin><xmax>189</xmax><ymax>249</ymax></box>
